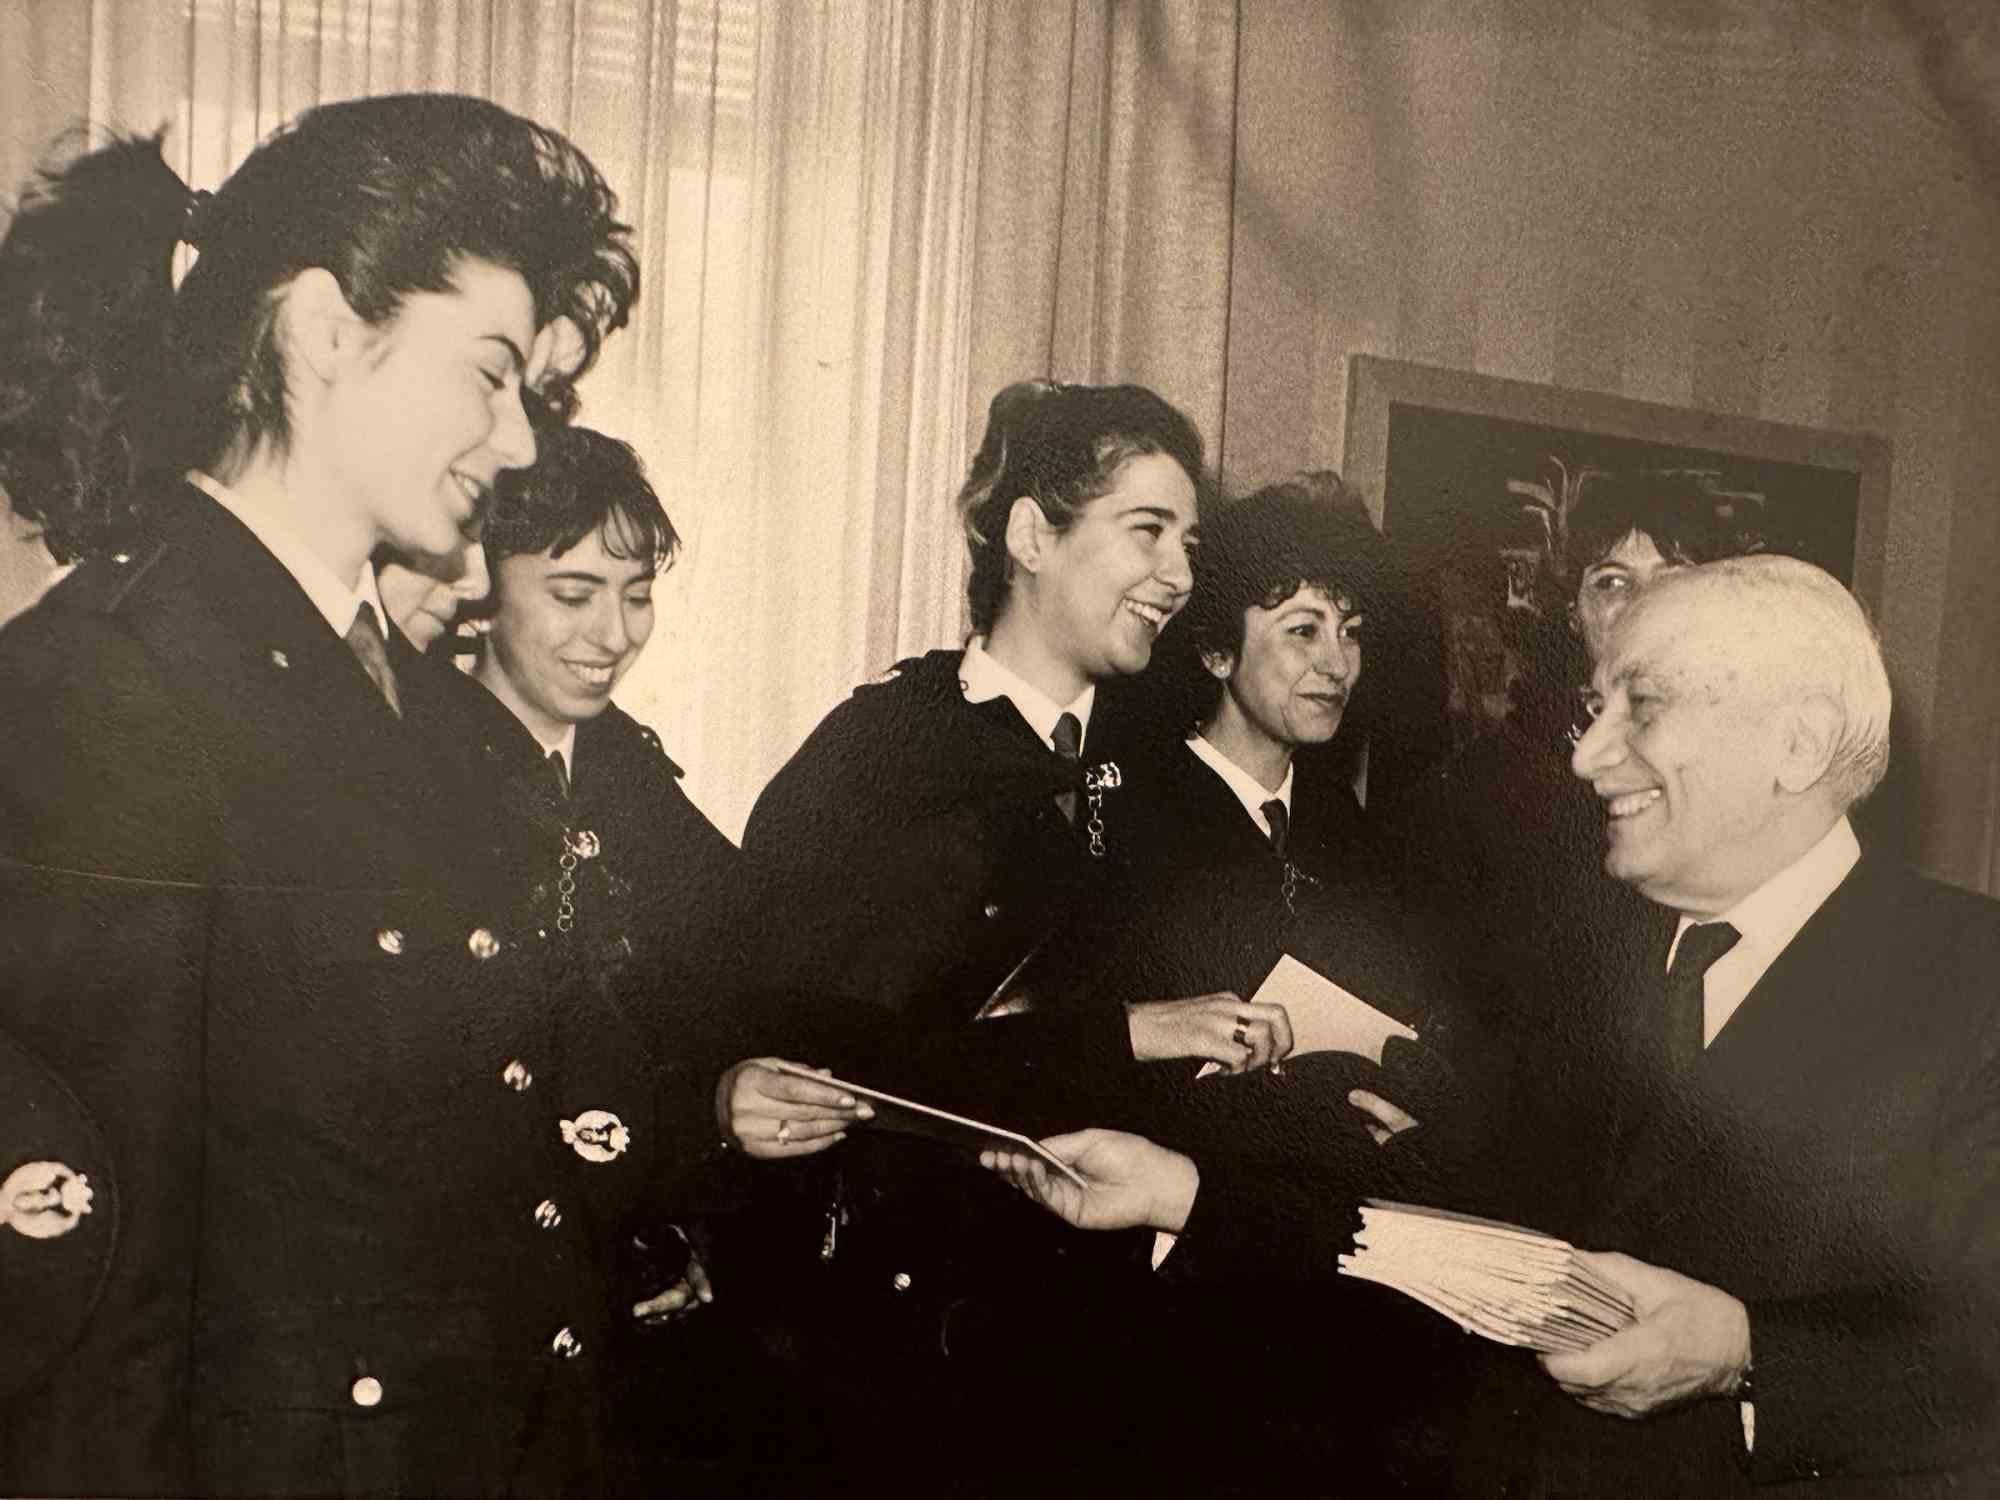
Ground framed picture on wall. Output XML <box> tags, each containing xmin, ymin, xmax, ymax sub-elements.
<box><xmin>1339</xmin><ymin>354</ymin><xmax>1892</xmax><ymax>819</ymax></box>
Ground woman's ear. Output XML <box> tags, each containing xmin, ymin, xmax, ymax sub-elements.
<box><xmin>280</xmin><ymin>267</ymin><xmax>370</xmax><ymax>386</ymax></box>
<box><xmin>1003</xmin><ymin>495</ymin><xmax>1050</xmax><ymax>575</ymax></box>
<box><xmin>1199</xmin><ymin>647</ymin><xmax>1236</xmax><ymax>682</ymax></box>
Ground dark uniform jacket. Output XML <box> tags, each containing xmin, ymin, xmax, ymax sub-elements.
<box><xmin>0</xmin><ymin>483</ymin><xmax>625</xmax><ymax>1497</ymax></box>
<box><xmin>419</xmin><ymin>668</ymin><xmax>748</xmax><ymax>1316</ymax></box>
<box><xmin>735</xmin><ymin>649</ymin><xmax>1139</xmax><ymax>1355</ymax></box>
<box><xmin>1182</xmin><ymin>856</ymin><xmax>2000</xmax><ymax>1497</ymax></box>
<box><xmin>1078</xmin><ymin>736</ymin><xmax>1445</xmax><ymax>1170</ymax></box>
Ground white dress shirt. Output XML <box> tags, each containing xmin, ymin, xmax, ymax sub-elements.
<box><xmin>958</xmin><ymin>635</ymin><xmax>1095</xmax><ymax>753</ymax></box>
<box><xmin>1184</xmin><ymin>732</ymin><xmax>1294</xmax><ymax>842</ymax></box>
<box><xmin>187</xmin><ymin>469</ymin><xmax>386</xmax><ymax>641</ymax></box>
<box><xmin>1667</xmin><ymin>816</ymin><xmax>1862</xmax><ymax>1048</ymax></box>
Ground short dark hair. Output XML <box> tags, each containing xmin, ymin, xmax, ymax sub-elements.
<box><xmin>0</xmin><ymin>132</ymin><xmax>186</xmax><ymax>562</ymax></box>
<box><xmin>479</xmin><ymin>423</ymin><xmax>678</xmax><ymax>577</ymax></box>
<box><xmin>1562</xmin><ymin>469</ymin><xmax>1768</xmax><ymax>581</ymax></box>
<box><xmin>1180</xmin><ymin>471</ymin><xmax>1387</xmax><ymax>664</ymax></box>
<box><xmin>957</xmin><ymin>380</ymin><xmax>1204</xmax><ymax>634</ymax></box>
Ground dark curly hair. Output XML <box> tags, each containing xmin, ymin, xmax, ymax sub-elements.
<box><xmin>957</xmin><ymin>380</ymin><xmax>1205</xmax><ymax>634</ymax></box>
<box><xmin>0</xmin><ymin>132</ymin><xmax>186</xmax><ymax>563</ymax></box>
<box><xmin>1178</xmin><ymin>470</ymin><xmax>1387</xmax><ymax>665</ymax></box>
<box><xmin>1562</xmin><ymin>469</ymin><xmax>1770</xmax><ymax>582</ymax></box>
<box><xmin>1</xmin><ymin>96</ymin><xmax>637</xmax><ymax>561</ymax></box>
<box><xmin>478</xmin><ymin>423</ymin><xmax>678</xmax><ymax>577</ymax></box>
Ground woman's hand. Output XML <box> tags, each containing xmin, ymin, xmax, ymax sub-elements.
<box><xmin>713</xmin><ymin>1056</ymin><xmax>872</xmax><ymax>1159</ymax></box>
<box><xmin>1127</xmin><ymin>993</ymin><xmax>1295</xmax><ymax>1073</ymax></box>
<box><xmin>632</xmin><ymin>1227</ymin><xmax>714</xmax><ymax>1326</ymax></box>
<box><xmin>980</xmin><ymin>1128</ymin><xmax>1200</xmax><ymax>1233</ymax></box>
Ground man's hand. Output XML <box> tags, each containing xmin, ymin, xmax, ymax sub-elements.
<box><xmin>713</xmin><ymin>1056</ymin><xmax>873</xmax><ymax>1159</ymax></box>
<box><xmin>1127</xmin><ymin>993</ymin><xmax>1295</xmax><ymax>1073</ymax></box>
<box><xmin>1540</xmin><ymin>1250</ymin><xmax>1752</xmax><ymax>1419</ymax></box>
<box><xmin>1348</xmin><ymin>1087</ymin><xmax>1420</xmax><ymax>1145</ymax></box>
<box><xmin>980</xmin><ymin>1128</ymin><xmax>1199</xmax><ymax>1233</ymax></box>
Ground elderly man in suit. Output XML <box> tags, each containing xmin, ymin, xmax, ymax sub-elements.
<box><xmin>990</xmin><ymin>555</ymin><xmax>2000</xmax><ymax>1496</ymax></box>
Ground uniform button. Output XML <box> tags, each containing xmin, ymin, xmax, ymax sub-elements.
<box><xmin>468</xmin><ymin>927</ymin><xmax>501</xmax><ymax>961</ymax></box>
<box><xmin>570</xmin><ymin>830</ymin><xmax>601</xmax><ymax>860</ymax></box>
<box><xmin>350</xmin><ymin>1376</ymin><xmax>383</xmax><ymax>1408</ymax></box>
<box><xmin>533</xmin><ymin>1198</ymin><xmax>562</xmax><ymax>1229</ymax></box>
<box><xmin>982</xmin><ymin>901</ymin><xmax>1002</xmax><ymax>920</ymax></box>
<box><xmin>501</xmin><ymin>1060</ymin><xmax>533</xmax><ymax>1092</ymax></box>
<box><xmin>549</xmin><ymin>1326</ymin><xmax>582</xmax><ymax>1359</ymax></box>
<box><xmin>376</xmin><ymin>928</ymin><xmax>405</xmax><ymax>956</ymax></box>
<box><xmin>892</xmin><ymin>1272</ymin><xmax>913</xmax><ymax>1292</ymax></box>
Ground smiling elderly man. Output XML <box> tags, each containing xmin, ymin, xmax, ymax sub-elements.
<box><xmin>987</xmin><ymin>555</ymin><xmax>2000</xmax><ymax>1497</ymax></box>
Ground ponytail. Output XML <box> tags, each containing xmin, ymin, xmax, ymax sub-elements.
<box><xmin>0</xmin><ymin>131</ymin><xmax>192</xmax><ymax>562</ymax></box>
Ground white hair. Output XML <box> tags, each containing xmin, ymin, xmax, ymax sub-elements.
<box><xmin>1693</xmin><ymin>554</ymin><xmax>1893</xmax><ymax>810</ymax></box>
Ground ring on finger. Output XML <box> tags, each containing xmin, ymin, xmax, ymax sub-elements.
<box><xmin>1232</xmin><ymin>1023</ymin><xmax>1250</xmax><ymax>1048</ymax></box>
<box><xmin>776</xmin><ymin>1119</ymin><xmax>793</xmax><ymax>1144</ymax></box>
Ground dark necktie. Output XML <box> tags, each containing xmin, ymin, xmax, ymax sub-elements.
<box><xmin>1051</xmin><ymin>711</ymin><xmax>1082</xmax><ymax>825</ymax></box>
<box><xmin>549</xmin><ymin>749</ymin><xmax>571</xmax><ymax>800</ymax></box>
<box><xmin>1261</xmin><ymin>798</ymin><xmax>1289</xmax><ymax>858</ymax></box>
<box><xmin>1665</xmin><ymin>920</ymin><xmax>1741</xmax><ymax>1073</ymax></box>
<box><xmin>345</xmin><ymin>603</ymin><xmax>401</xmax><ymax>717</ymax></box>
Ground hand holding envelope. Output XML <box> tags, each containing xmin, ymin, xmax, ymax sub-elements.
<box><xmin>1194</xmin><ymin>954</ymin><xmax>1420</xmax><ymax>1084</ymax></box>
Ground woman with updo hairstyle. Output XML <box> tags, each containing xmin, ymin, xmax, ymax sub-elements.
<box><xmin>707</xmin><ymin>379</ymin><xmax>1289</xmax><ymax>1484</ymax></box>
<box><xmin>0</xmin><ymin>99</ymin><xmax>638</xmax><ymax>1496</ymax></box>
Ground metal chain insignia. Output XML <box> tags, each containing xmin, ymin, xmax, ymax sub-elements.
<box><xmin>1083</xmin><ymin>761</ymin><xmax>1122</xmax><ymax>858</ymax></box>
<box><xmin>556</xmin><ymin>844</ymin><xmax>578</xmax><ymax>934</ymax></box>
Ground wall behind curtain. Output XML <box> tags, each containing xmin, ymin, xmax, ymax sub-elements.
<box><xmin>0</xmin><ymin>0</ymin><xmax>1241</xmax><ymax>838</ymax></box>
<box><xmin>1220</xmin><ymin>0</ymin><xmax>2000</xmax><ymax>896</ymax></box>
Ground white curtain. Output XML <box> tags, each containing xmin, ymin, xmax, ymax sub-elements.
<box><xmin>0</xmin><ymin>0</ymin><xmax>1240</xmax><ymax>837</ymax></box>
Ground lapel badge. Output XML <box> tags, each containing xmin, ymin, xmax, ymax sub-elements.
<box><xmin>560</xmin><ymin>1110</ymin><xmax>629</xmax><ymax>1163</ymax></box>
<box><xmin>566</xmin><ymin>829</ymin><xmax>601</xmax><ymax>861</ymax></box>
<box><xmin>4</xmin><ymin>1160</ymin><xmax>95</xmax><ymax>1239</ymax></box>
<box><xmin>269</xmin><ymin>648</ymin><xmax>289</xmax><ymax>670</ymax></box>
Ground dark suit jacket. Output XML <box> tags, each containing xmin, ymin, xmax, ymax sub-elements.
<box><xmin>1186</xmin><ymin>853</ymin><xmax>2000</xmax><ymax>1497</ymax></box>
<box><xmin>0</xmin><ymin>483</ymin><xmax>620</xmax><ymax>1496</ymax></box>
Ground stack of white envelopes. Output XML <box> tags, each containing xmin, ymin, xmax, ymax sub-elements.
<box><xmin>1337</xmin><ymin>1200</ymin><xmax>1634</xmax><ymax>1353</ymax></box>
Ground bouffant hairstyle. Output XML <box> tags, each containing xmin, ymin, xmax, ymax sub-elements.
<box><xmin>0</xmin><ymin>96</ymin><xmax>637</xmax><ymax>560</ymax></box>
<box><xmin>956</xmin><ymin>380</ymin><xmax>1204</xmax><ymax>634</ymax></box>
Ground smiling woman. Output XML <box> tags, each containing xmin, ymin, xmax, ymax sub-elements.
<box><xmin>0</xmin><ymin>96</ymin><xmax>644</xmax><ymax>1498</ymax></box>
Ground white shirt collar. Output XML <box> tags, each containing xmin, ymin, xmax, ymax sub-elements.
<box><xmin>537</xmin><ymin>723</ymin><xmax>579</xmax><ymax>774</ymax></box>
<box><xmin>1668</xmin><ymin>815</ymin><xmax>1861</xmax><ymax>1046</ymax></box>
<box><xmin>958</xmin><ymin>636</ymin><xmax>1095</xmax><ymax>754</ymax></box>
<box><xmin>1184</xmin><ymin>732</ymin><xmax>1294</xmax><ymax>842</ymax></box>
<box><xmin>188</xmin><ymin>469</ymin><xmax>385</xmax><ymax>641</ymax></box>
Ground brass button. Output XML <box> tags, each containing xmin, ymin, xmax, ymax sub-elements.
<box><xmin>982</xmin><ymin>901</ymin><xmax>1002</xmax><ymax>920</ymax></box>
<box><xmin>892</xmin><ymin>1272</ymin><xmax>913</xmax><ymax>1292</ymax></box>
<box><xmin>533</xmin><ymin>1199</ymin><xmax>562</xmax><ymax>1230</ymax></box>
<box><xmin>468</xmin><ymin>927</ymin><xmax>501</xmax><ymax>961</ymax></box>
<box><xmin>501</xmin><ymin>1060</ymin><xmax>533</xmax><ymax>1092</ymax></box>
<box><xmin>376</xmin><ymin>929</ymin><xmax>404</xmax><ymax>956</ymax></box>
<box><xmin>549</xmin><ymin>1326</ymin><xmax>582</xmax><ymax>1359</ymax></box>
<box><xmin>351</xmin><ymin>1376</ymin><xmax>383</xmax><ymax>1408</ymax></box>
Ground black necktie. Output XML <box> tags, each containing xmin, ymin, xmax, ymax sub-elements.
<box><xmin>549</xmin><ymin>749</ymin><xmax>571</xmax><ymax>800</ymax></box>
<box><xmin>1261</xmin><ymin>798</ymin><xmax>1289</xmax><ymax>858</ymax></box>
<box><xmin>345</xmin><ymin>603</ymin><xmax>401</xmax><ymax>717</ymax></box>
<box><xmin>1665</xmin><ymin>920</ymin><xmax>1741</xmax><ymax>1073</ymax></box>
<box><xmin>1051</xmin><ymin>711</ymin><xmax>1082</xmax><ymax>825</ymax></box>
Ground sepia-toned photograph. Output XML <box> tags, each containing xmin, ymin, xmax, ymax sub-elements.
<box><xmin>3</xmin><ymin>2</ymin><xmax>1998</xmax><ymax>1496</ymax></box>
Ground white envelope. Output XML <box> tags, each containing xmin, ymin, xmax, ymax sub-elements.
<box><xmin>1246</xmin><ymin>953</ymin><xmax>1418</xmax><ymax>1065</ymax></box>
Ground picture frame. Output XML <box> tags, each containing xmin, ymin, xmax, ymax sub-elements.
<box><xmin>1339</xmin><ymin>354</ymin><xmax>1892</xmax><ymax>814</ymax></box>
